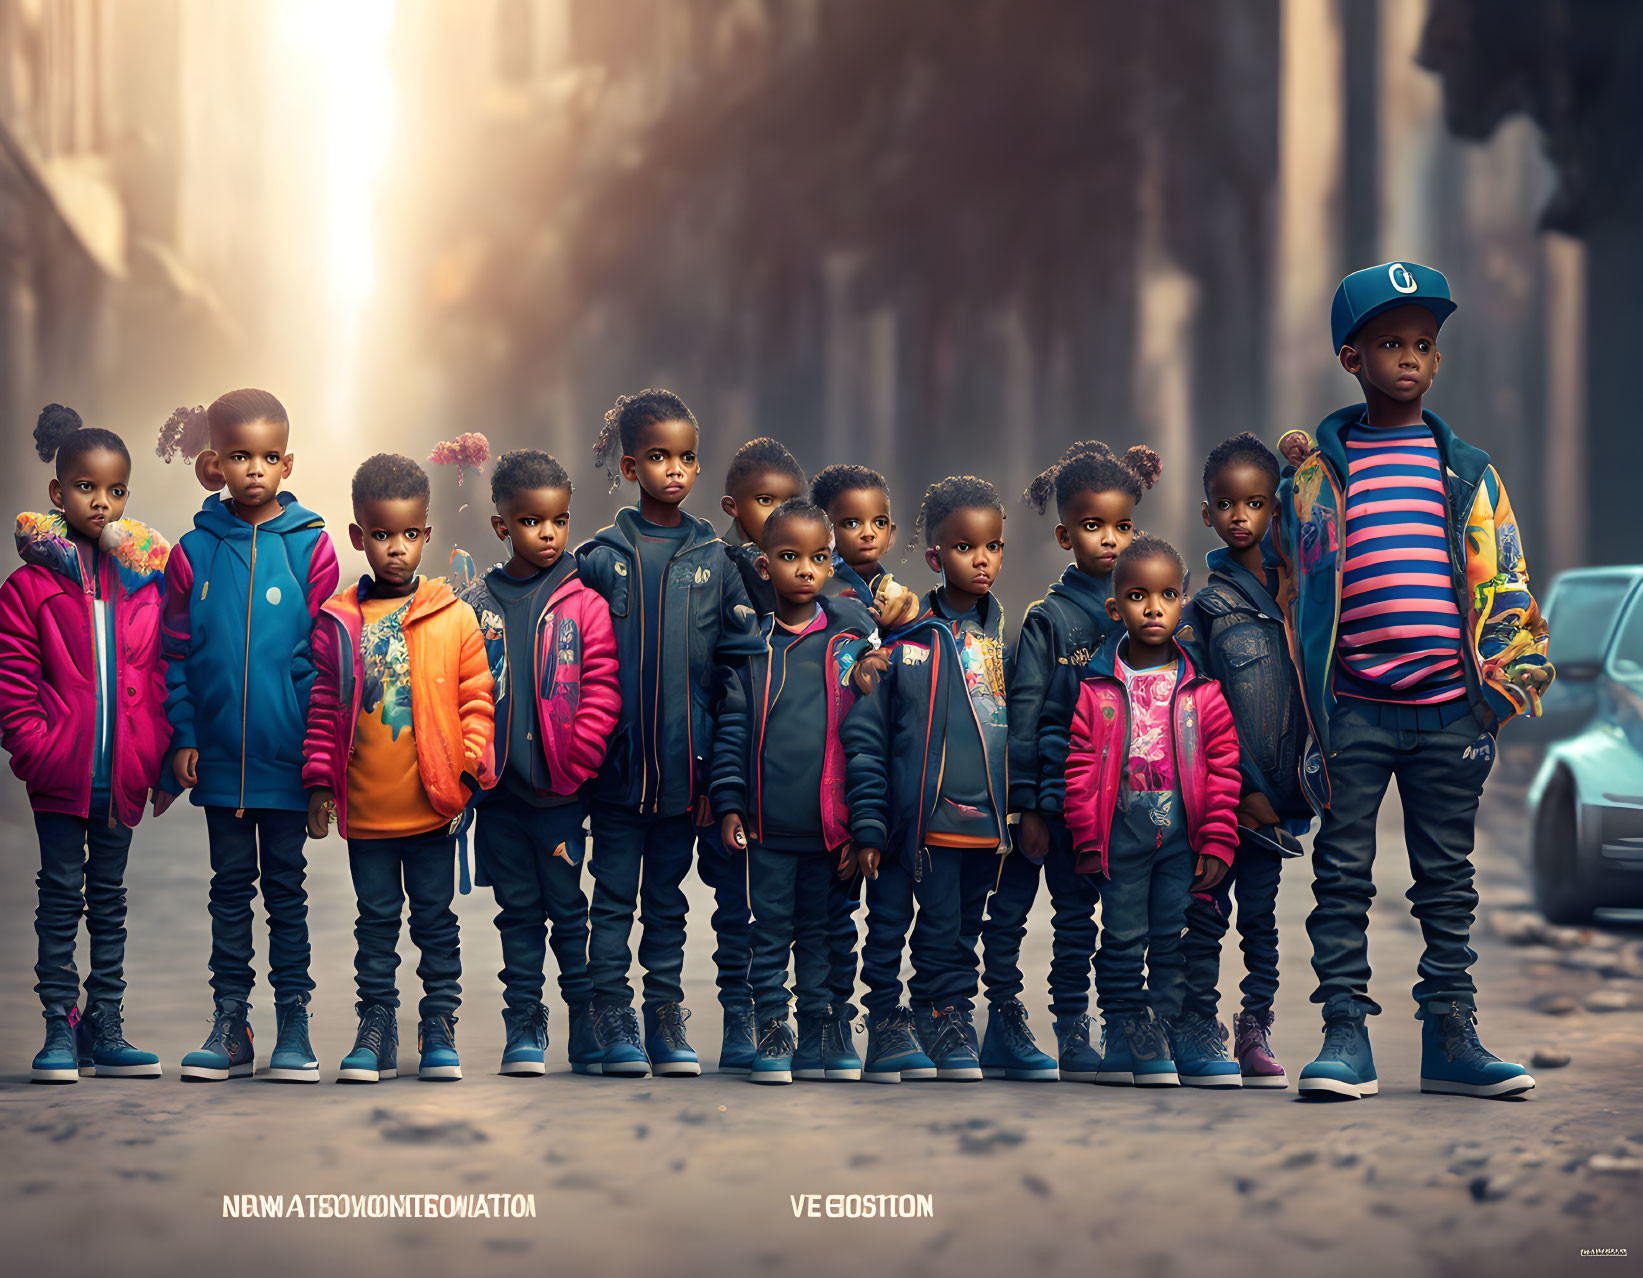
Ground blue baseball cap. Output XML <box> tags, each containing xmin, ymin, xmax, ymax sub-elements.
<box><xmin>1330</xmin><ymin>261</ymin><xmax>1456</xmax><ymax>353</ymax></box>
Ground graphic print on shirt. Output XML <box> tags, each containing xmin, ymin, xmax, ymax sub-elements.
<box><xmin>954</xmin><ymin>618</ymin><xmax>1006</xmax><ymax>728</ymax></box>
<box><xmin>1119</xmin><ymin>657</ymin><xmax>1179</xmax><ymax>793</ymax></box>
<box><xmin>360</xmin><ymin>599</ymin><xmax>414</xmax><ymax>740</ymax></box>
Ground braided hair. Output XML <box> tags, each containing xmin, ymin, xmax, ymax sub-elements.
<box><xmin>592</xmin><ymin>389</ymin><xmax>698</xmax><ymax>492</ymax></box>
<box><xmin>724</xmin><ymin>437</ymin><xmax>804</xmax><ymax>495</ymax></box>
<box><xmin>913</xmin><ymin>475</ymin><xmax>1005</xmax><ymax>547</ymax></box>
<box><xmin>34</xmin><ymin>404</ymin><xmax>129</xmax><ymax>477</ymax></box>
<box><xmin>1022</xmin><ymin>440</ymin><xmax>1162</xmax><ymax>516</ymax></box>
<box><xmin>491</xmin><ymin>449</ymin><xmax>571</xmax><ymax>506</ymax></box>
<box><xmin>1201</xmin><ymin>431</ymin><xmax>1279</xmax><ymax>497</ymax></box>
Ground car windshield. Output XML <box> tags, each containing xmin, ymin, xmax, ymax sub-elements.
<box><xmin>1608</xmin><ymin>589</ymin><xmax>1643</xmax><ymax>689</ymax></box>
<box><xmin>1549</xmin><ymin>575</ymin><xmax>1638</xmax><ymax>669</ymax></box>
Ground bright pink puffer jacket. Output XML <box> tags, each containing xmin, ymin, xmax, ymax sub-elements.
<box><xmin>0</xmin><ymin>513</ymin><xmax>172</xmax><ymax>826</ymax></box>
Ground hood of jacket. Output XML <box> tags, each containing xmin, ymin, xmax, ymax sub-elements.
<box><xmin>192</xmin><ymin>490</ymin><xmax>326</xmax><ymax>542</ymax></box>
<box><xmin>15</xmin><ymin>511</ymin><xmax>169</xmax><ymax>592</ymax></box>
<box><xmin>1311</xmin><ymin>404</ymin><xmax>1490</xmax><ymax>488</ymax></box>
<box><xmin>1044</xmin><ymin>563</ymin><xmax>1114</xmax><ymax>624</ymax></box>
<box><xmin>1201</xmin><ymin>547</ymin><xmax>1281</xmax><ymax>618</ymax></box>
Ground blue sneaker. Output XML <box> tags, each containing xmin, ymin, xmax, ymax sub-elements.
<box><xmin>1168</xmin><ymin>1011</ymin><xmax>1242</xmax><ymax>1089</ymax></box>
<box><xmin>1053</xmin><ymin>1013</ymin><xmax>1103</xmax><ymax>1083</ymax></box>
<box><xmin>1122</xmin><ymin>1011</ymin><xmax>1179</xmax><ymax>1087</ymax></box>
<box><xmin>750</xmin><ymin>1018</ymin><xmax>796</xmax><ymax>1085</ymax></box>
<box><xmin>417</xmin><ymin>1014</ymin><xmax>462</xmax><ymax>1080</ymax></box>
<box><xmin>338</xmin><ymin>1002</ymin><xmax>398</xmax><ymax>1083</ymax></box>
<box><xmin>81</xmin><ymin>1001</ymin><xmax>163</xmax><ymax>1078</ymax></box>
<box><xmin>72</xmin><ymin>1006</ymin><xmax>94</xmax><ymax>1077</ymax></box>
<box><xmin>181</xmin><ymin>1000</ymin><xmax>255</xmax><ymax>1081</ymax></box>
<box><xmin>500</xmin><ymin>1003</ymin><xmax>549</xmax><ymax>1076</ymax></box>
<box><xmin>793</xmin><ymin>1016</ymin><xmax>824</xmax><ymax>1080</ymax></box>
<box><xmin>1420</xmin><ymin>1003</ymin><xmax>1535</xmax><ymax>1099</ymax></box>
<box><xmin>862</xmin><ymin>1007</ymin><xmax>937</xmax><ymax>1083</ymax></box>
<box><xmin>821</xmin><ymin>1006</ymin><xmax>862</xmax><ymax>1080</ymax></box>
<box><xmin>1094</xmin><ymin>1018</ymin><xmax>1133</xmax><ymax>1085</ymax></box>
<box><xmin>267</xmin><ymin>1002</ymin><xmax>320</xmax><ymax>1082</ymax></box>
<box><xmin>567</xmin><ymin>1001</ymin><xmax>603</xmax><ymax>1075</ymax></box>
<box><xmin>915</xmin><ymin>1004</ymin><xmax>983</xmax><ymax>1081</ymax></box>
<box><xmin>1299</xmin><ymin>1015</ymin><xmax>1378</xmax><ymax>1100</ymax></box>
<box><xmin>32</xmin><ymin>1006</ymin><xmax>79</xmax><ymax>1084</ymax></box>
<box><xmin>719</xmin><ymin>1001</ymin><xmax>756</xmax><ymax>1074</ymax></box>
<box><xmin>590</xmin><ymin>1002</ymin><xmax>650</xmax><ymax>1078</ymax></box>
<box><xmin>644</xmin><ymin>1003</ymin><xmax>701</xmax><ymax>1077</ymax></box>
<box><xmin>980</xmin><ymin>999</ymin><xmax>1060</xmax><ymax>1081</ymax></box>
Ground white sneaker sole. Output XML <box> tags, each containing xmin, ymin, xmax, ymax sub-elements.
<box><xmin>570</xmin><ymin>1061</ymin><xmax>604</xmax><ymax>1075</ymax></box>
<box><xmin>650</xmin><ymin>1061</ymin><xmax>701</xmax><ymax>1077</ymax></box>
<box><xmin>1180</xmin><ymin>1072</ymin><xmax>1242</xmax><ymax>1089</ymax></box>
<box><xmin>1240</xmin><ymin>1073</ymin><xmax>1289</xmax><ymax>1089</ymax></box>
<box><xmin>263</xmin><ymin>1066</ymin><xmax>320</xmax><ymax>1083</ymax></box>
<box><xmin>981</xmin><ymin>1066</ymin><xmax>1060</xmax><ymax>1081</ymax></box>
<box><xmin>1058</xmin><ymin>1069</ymin><xmax>1102</xmax><ymax>1083</ymax></box>
<box><xmin>31</xmin><ymin>1067</ymin><xmax>79</xmax><ymax>1083</ymax></box>
<box><xmin>337</xmin><ymin>1067</ymin><xmax>395</xmax><ymax>1083</ymax></box>
<box><xmin>935</xmin><ymin>1067</ymin><xmax>984</xmax><ymax>1081</ymax></box>
<box><xmin>749</xmin><ymin>1070</ymin><xmax>792</xmax><ymax>1085</ymax></box>
<box><xmin>94</xmin><ymin>1063</ymin><xmax>163</xmax><ymax>1078</ymax></box>
<box><xmin>1093</xmin><ymin>1070</ymin><xmax>1134</xmax><ymax>1085</ymax></box>
<box><xmin>1133</xmin><ymin>1072</ymin><xmax>1180</xmax><ymax>1087</ymax></box>
<box><xmin>1298</xmin><ymin>1075</ymin><xmax>1376</xmax><ymax>1099</ymax></box>
<box><xmin>599</xmin><ymin>1061</ymin><xmax>651</xmax><ymax>1078</ymax></box>
<box><xmin>78</xmin><ymin>1065</ymin><xmax>95</xmax><ymax>1077</ymax></box>
<box><xmin>180</xmin><ymin>1061</ymin><xmax>254</xmax><ymax>1081</ymax></box>
<box><xmin>863</xmin><ymin>1066</ymin><xmax>938</xmax><ymax>1083</ymax></box>
<box><xmin>1420</xmin><ymin>1073</ymin><xmax>1535</xmax><ymax>1098</ymax></box>
<box><xmin>499</xmin><ymin>1060</ymin><xmax>547</xmax><ymax>1076</ymax></box>
<box><xmin>418</xmin><ymin>1065</ymin><xmax>463</xmax><ymax>1080</ymax></box>
<box><xmin>716</xmin><ymin>1066</ymin><xmax>752</xmax><ymax>1075</ymax></box>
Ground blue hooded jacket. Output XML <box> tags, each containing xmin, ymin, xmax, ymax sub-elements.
<box><xmin>160</xmin><ymin>492</ymin><xmax>338</xmax><ymax>812</ymax></box>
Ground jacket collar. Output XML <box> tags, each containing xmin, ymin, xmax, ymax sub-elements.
<box><xmin>597</xmin><ymin>505</ymin><xmax>722</xmax><ymax>558</ymax></box>
<box><xmin>1045</xmin><ymin>563</ymin><xmax>1113</xmax><ymax>623</ymax></box>
<box><xmin>925</xmin><ymin>586</ymin><xmax>1001</xmax><ymax>633</ymax></box>
<box><xmin>760</xmin><ymin>593</ymin><xmax>870</xmax><ymax>644</ymax></box>
<box><xmin>192</xmin><ymin>490</ymin><xmax>324</xmax><ymax>540</ymax></box>
<box><xmin>334</xmin><ymin>574</ymin><xmax>456</xmax><ymax>625</ymax></box>
<box><xmin>1087</xmin><ymin>628</ymin><xmax>1200</xmax><ymax>682</ymax></box>
<box><xmin>1314</xmin><ymin>405</ymin><xmax>1490</xmax><ymax>487</ymax></box>
<box><xmin>1204</xmin><ymin>547</ymin><xmax>1281</xmax><ymax>617</ymax></box>
<box><xmin>14</xmin><ymin>511</ymin><xmax>169</xmax><ymax>590</ymax></box>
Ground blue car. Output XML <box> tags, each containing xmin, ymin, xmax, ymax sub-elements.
<box><xmin>1528</xmin><ymin>573</ymin><xmax>1643</xmax><ymax>923</ymax></box>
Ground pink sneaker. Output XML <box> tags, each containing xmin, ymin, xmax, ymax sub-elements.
<box><xmin>1234</xmin><ymin>1009</ymin><xmax>1288</xmax><ymax>1088</ymax></box>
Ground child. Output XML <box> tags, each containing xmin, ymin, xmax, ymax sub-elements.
<box><xmin>810</xmin><ymin>464</ymin><xmax>918</xmax><ymax>631</ymax></box>
<box><xmin>710</xmin><ymin>499</ymin><xmax>876</xmax><ymax>1083</ymax></box>
<box><xmin>699</xmin><ymin>437</ymin><xmax>808</xmax><ymax>1072</ymax></box>
<box><xmin>842</xmin><ymin>476</ymin><xmax>1009</xmax><ymax>1083</ymax></box>
<box><xmin>303</xmin><ymin>454</ymin><xmax>496</xmax><ymax>1082</ymax></box>
<box><xmin>1176</xmin><ymin>432</ymin><xmax>1312</xmax><ymax>1088</ymax></box>
<box><xmin>1</xmin><ymin>407</ymin><xmax>170</xmax><ymax>1082</ymax></box>
<box><xmin>158</xmin><ymin>388</ymin><xmax>340</xmax><ymax>1082</ymax></box>
<box><xmin>986</xmin><ymin>440</ymin><xmax>1160</xmax><ymax>1083</ymax></box>
<box><xmin>576</xmin><ymin>389</ymin><xmax>765</xmax><ymax>1077</ymax></box>
<box><xmin>1274</xmin><ymin>262</ymin><xmax>1552</xmax><ymax>1100</ymax></box>
<box><xmin>1051</xmin><ymin>534</ymin><xmax>1241</xmax><ymax>1087</ymax></box>
<box><xmin>458</xmin><ymin>449</ymin><xmax>620</xmax><ymax>1076</ymax></box>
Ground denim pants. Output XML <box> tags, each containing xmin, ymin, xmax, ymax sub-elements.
<box><xmin>204</xmin><ymin>806</ymin><xmax>313</xmax><ymax>1006</ymax></box>
<box><xmin>478</xmin><ymin>796</ymin><xmax>594</xmax><ymax>1011</ymax></box>
<box><xmin>587</xmin><ymin>802</ymin><xmax>694</xmax><ymax>1011</ymax></box>
<box><xmin>1307</xmin><ymin>701</ymin><xmax>1492</xmax><ymax>1021</ymax></box>
<box><xmin>958</xmin><ymin>818</ymin><xmax>1101</xmax><ymax>1016</ymax></box>
<box><xmin>1093</xmin><ymin>794</ymin><xmax>1194</xmax><ymax>1020</ymax></box>
<box><xmin>827</xmin><ymin>884</ymin><xmax>861</xmax><ymax>1019</ymax></box>
<box><xmin>347</xmin><ymin>825</ymin><xmax>462</xmax><ymax>1018</ymax></box>
<box><xmin>859</xmin><ymin>847</ymin><xmax>964</xmax><ymax>1017</ymax></box>
<box><xmin>695</xmin><ymin>821</ymin><xmax>753</xmax><ymax>1009</ymax></box>
<box><xmin>33</xmin><ymin>790</ymin><xmax>134</xmax><ymax>1012</ymax></box>
<box><xmin>746</xmin><ymin>843</ymin><xmax>836</xmax><ymax>1024</ymax></box>
<box><xmin>1180</xmin><ymin>830</ymin><xmax>1284</xmax><ymax>1018</ymax></box>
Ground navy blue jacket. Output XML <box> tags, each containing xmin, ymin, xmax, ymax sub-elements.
<box><xmin>721</xmin><ymin>529</ymin><xmax>777</xmax><ymax>619</ymax></box>
<box><xmin>577</xmin><ymin>508</ymin><xmax>765</xmax><ymax>815</ymax></box>
<box><xmin>1006</xmin><ymin>565</ymin><xmax>1120</xmax><ymax>814</ymax></box>
<box><xmin>841</xmin><ymin>590</ymin><xmax>1008</xmax><ymax>864</ymax></box>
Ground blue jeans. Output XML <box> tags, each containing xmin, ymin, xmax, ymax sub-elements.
<box><xmin>746</xmin><ymin>843</ymin><xmax>836</xmax><ymax>1023</ymax></box>
<box><xmin>859</xmin><ymin>847</ymin><xmax>965</xmax><ymax>1016</ymax></box>
<box><xmin>827</xmin><ymin>886</ymin><xmax>860</xmax><ymax>1019</ymax></box>
<box><xmin>959</xmin><ymin>818</ymin><xmax>1101</xmax><ymax>1015</ymax></box>
<box><xmin>1307</xmin><ymin>701</ymin><xmax>1492</xmax><ymax>1021</ymax></box>
<box><xmin>1093</xmin><ymin>795</ymin><xmax>1195</xmax><ymax>1019</ymax></box>
<box><xmin>587</xmin><ymin>802</ymin><xmax>693</xmax><ymax>1011</ymax></box>
<box><xmin>1180</xmin><ymin>831</ymin><xmax>1284</xmax><ymax>1017</ymax></box>
<box><xmin>203</xmin><ymin>806</ymin><xmax>313</xmax><ymax>1006</ymax></box>
<box><xmin>695</xmin><ymin>822</ymin><xmax>753</xmax><ymax>1009</ymax></box>
<box><xmin>347</xmin><ymin>826</ymin><xmax>462</xmax><ymax>1018</ymax></box>
<box><xmin>478</xmin><ymin>796</ymin><xmax>594</xmax><ymax>1011</ymax></box>
<box><xmin>33</xmin><ymin>791</ymin><xmax>133</xmax><ymax>1011</ymax></box>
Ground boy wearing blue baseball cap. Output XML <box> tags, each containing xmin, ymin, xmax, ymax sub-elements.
<box><xmin>1269</xmin><ymin>261</ymin><xmax>1555</xmax><ymax>1101</ymax></box>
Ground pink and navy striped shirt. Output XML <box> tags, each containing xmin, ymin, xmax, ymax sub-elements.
<box><xmin>1335</xmin><ymin>419</ymin><xmax>1466</xmax><ymax>705</ymax></box>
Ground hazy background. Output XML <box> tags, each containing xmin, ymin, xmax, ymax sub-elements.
<box><xmin>3</xmin><ymin>0</ymin><xmax>1639</xmax><ymax>619</ymax></box>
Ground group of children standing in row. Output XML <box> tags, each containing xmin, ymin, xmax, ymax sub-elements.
<box><xmin>5</xmin><ymin>261</ymin><xmax>1555</xmax><ymax>1100</ymax></box>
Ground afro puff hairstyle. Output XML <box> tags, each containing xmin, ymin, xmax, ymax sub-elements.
<box><xmin>34</xmin><ymin>404</ymin><xmax>129</xmax><ymax>478</ymax></box>
<box><xmin>1022</xmin><ymin>440</ymin><xmax>1162</xmax><ymax>516</ymax></box>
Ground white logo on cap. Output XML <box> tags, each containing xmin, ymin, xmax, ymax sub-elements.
<box><xmin>1388</xmin><ymin>263</ymin><xmax>1418</xmax><ymax>294</ymax></box>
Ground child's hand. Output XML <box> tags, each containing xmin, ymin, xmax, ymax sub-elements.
<box><xmin>835</xmin><ymin>844</ymin><xmax>858</xmax><ymax>881</ymax></box>
<box><xmin>1016</xmin><ymin>811</ymin><xmax>1050</xmax><ymax>864</ymax></box>
<box><xmin>172</xmin><ymin>748</ymin><xmax>199</xmax><ymax>789</ymax></box>
<box><xmin>1235</xmin><ymin>792</ymin><xmax>1281</xmax><ymax>830</ymax></box>
<box><xmin>307</xmin><ymin>788</ymin><xmax>336</xmax><ymax>840</ymax></box>
<box><xmin>720</xmin><ymin>811</ymin><xmax>747</xmax><ymax>853</ymax></box>
<box><xmin>850</xmin><ymin>648</ymin><xmax>892</xmax><ymax>695</ymax></box>
<box><xmin>871</xmin><ymin>581</ymin><xmax>919</xmax><ymax>631</ymax></box>
<box><xmin>151</xmin><ymin>789</ymin><xmax>176</xmax><ymax>818</ymax></box>
<box><xmin>854</xmin><ymin>844</ymin><xmax>882</xmax><ymax>880</ymax></box>
<box><xmin>1192</xmin><ymin>854</ymin><xmax>1229</xmax><ymax>891</ymax></box>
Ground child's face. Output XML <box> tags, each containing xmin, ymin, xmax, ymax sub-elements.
<box><xmin>758</xmin><ymin>515</ymin><xmax>833</xmax><ymax>608</ymax></box>
<box><xmin>350</xmin><ymin>497</ymin><xmax>430</xmax><ymax>588</ymax></box>
<box><xmin>1201</xmin><ymin>462</ymin><xmax>1276</xmax><ymax>553</ymax></box>
<box><xmin>722</xmin><ymin>467</ymin><xmax>804</xmax><ymax>547</ymax></box>
<box><xmin>827</xmin><ymin>486</ymin><xmax>895</xmax><ymax>570</ymax></box>
<box><xmin>491</xmin><ymin>485</ymin><xmax>572</xmax><ymax>572</ymax></box>
<box><xmin>620</xmin><ymin>419</ymin><xmax>699</xmax><ymax>507</ymax></box>
<box><xmin>212</xmin><ymin>419</ymin><xmax>292</xmax><ymax>510</ymax></box>
<box><xmin>50</xmin><ymin>447</ymin><xmax>131</xmax><ymax>541</ymax></box>
<box><xmin>927</xmin><ymin>506</ymin><xmax>1004</xmax><ymax>601</ymax></box>
<box><xmin>1342</xmin><ymin>304</ymin><xmax>1441</xmax><ymax>404</ymax></box>
<box><xmin>1108</xmin><ymin>554</ymin><xmax>1184</xmax><ymax>651</ymax></box>
<box><xmin>1056</xmin><ymin>488</ymin><xmax>1135</xmax><ymax>578</ymax></box>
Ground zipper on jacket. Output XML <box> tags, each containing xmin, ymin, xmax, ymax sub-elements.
<box><xmin>237</xmin><ymin>524</ymin><xmax>258</xmax><ymax>817</ymax></box>
<box><xmin>681</xmin><ymin>575</ymin><xmax>693</xmax><ymax>814</ymax></box>
<box><xmin>76</xmin><ymin>543</ymin><xmax>118</xmax><ymax>828</ymax></box>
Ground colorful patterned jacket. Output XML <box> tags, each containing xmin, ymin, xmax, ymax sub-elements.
<box><xmin>1271</xmin><ymin>406</ymin><xmax>1553</xmax><ymax>811</ymax></box>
